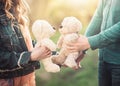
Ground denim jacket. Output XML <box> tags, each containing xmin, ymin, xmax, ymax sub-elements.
<box><xmin>85</xmin><ymin>0</ymin><xmax>120</xmax><ymax>64</ymax></box>
<box><xmin>0</xmin><ymin>9</ymin><xmax>40</xmax><ymax>78</ymax></box>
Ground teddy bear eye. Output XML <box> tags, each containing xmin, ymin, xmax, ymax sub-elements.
<box><xmin>53</xmin><ymin>27</ymin><xmax>56</xmax><ymax>30</ymax></box>
<box><xmin>59</xmin><ymin>25</ymin><xmax>63</xmax><ymax>28</ymax></box>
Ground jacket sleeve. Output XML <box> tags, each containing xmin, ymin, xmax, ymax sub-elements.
<box><xmin>0</xmin><ymin>13</ymin><xmax>32</xmax><ymax>69</ymax></box>
<box><xmin>0</xmin><ymin>49</ymin><xmax>31</xmax><ymax>69</ymax></box>
<box><xmin>85</xmin><ymin>0</ymin><xmax>103</xmax><ymax>37</ymax></box>
<box><xmin>88</xmin><ymin>22</ymin><xmax>120</xmax><ymax>50</ymax></box>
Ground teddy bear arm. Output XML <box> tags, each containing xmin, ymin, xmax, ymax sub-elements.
<box><xmin>34</xmin><ymin>41</ymin><xmax>41</xmax><ymax>48</ymax></box>
<box><xmin>57</xmin><ymin>35</ymin><xmax>64</xmax><ymax>48</ymax></box>
<box><xmin>64</xmin><ymin>53</ymin><xmax>78</xmax><ymax>68</ymax></box>
<box><xmin>52</xmin><ymin>48</ymin><xmax>68</xmax><ymax>65</ymax></box>
<box><xmin>41</xmin><ymin>38</ymin><xmax>57</xmax><ymax>51</ymax></box>
<box><xmin>41</xmin><ymin>57</ymin><xmax>60</xmax><ymax>72</ymax></box>
<box><xmin>64</xmin><ymin>33</ymin><xmax>79</xmax><ymax>43</ymax></box>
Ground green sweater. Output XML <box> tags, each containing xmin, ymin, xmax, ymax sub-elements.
<box><xmin>85</xmin><ymin>0</ymin><xmax>120</xmax><ymax>64</ymax></box>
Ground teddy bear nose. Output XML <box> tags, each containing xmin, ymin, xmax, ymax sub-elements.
<box><xmin>59</xmin><ymin>25</ymin><xmax>63</xmax><ymax>28</ymax></box>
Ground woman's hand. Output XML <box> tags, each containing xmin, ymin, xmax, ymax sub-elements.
<box><xmin>66</xmin><ymin>35</ymin><xmax>90</xmax><ymax>53</ymax></box>
<box><xmin>30</xmin><ymin>46</ymin><xmax>51</xmax><ymax>61</ymax></box>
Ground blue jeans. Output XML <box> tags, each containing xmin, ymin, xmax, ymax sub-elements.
<box><xmin>99</xmin><ymin>61</ymin><xmax>120</xmax><ymax>86</ymax></box>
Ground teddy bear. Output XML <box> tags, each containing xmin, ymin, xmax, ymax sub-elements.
<box><xmin>32</xmin><ymin>20</ymin><xmax>60</xmax><ymax>73</ymax></box>
<box><xmin>52</xmin><ymin>16</ymin><xmax>82</xmax><ymax>69</ymax></box>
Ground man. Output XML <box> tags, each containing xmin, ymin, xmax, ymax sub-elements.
<box><xmin>66</xmin><ymin>0</ymin><xmax>120</xmax><ymax>86</ymax></box>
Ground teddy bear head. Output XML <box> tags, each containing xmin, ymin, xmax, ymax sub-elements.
<box><xmin>32</xmin><ymin>20</ymin><xmax>56</xmax><ymax>41</ymax></box>
<box><xmin>59</xmin><ymin>16</ymin><xmax>82</xmax><ymax>35</ymax></box>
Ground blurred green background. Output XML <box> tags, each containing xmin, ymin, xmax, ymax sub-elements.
<box><xmin>27</xmin><ymin>0</ymin><xmax>99</xmax><ymax>86</ymax></box>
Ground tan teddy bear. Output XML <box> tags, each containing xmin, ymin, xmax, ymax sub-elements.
<box><xmin>52</xmin><ymin>16</ymin><xmax>82</xmax><ymax>69</ymax></box>
<box><xmin>32</xmin><ymin>20</ymin><xmax>60</xmax><ymax>73</ymax></box>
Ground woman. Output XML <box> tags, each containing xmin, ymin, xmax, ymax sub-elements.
<box><xmin>0</xmin><ymin>0</ymin><xmax>51</xmax><ymax>86</ymax></box>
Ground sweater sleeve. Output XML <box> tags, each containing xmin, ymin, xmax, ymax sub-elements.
<box><xmin>88</xmin><ymin>22</ymin><xmax>120</xmax><ymax>50</ymax></box>
<box><xmin>85</xmin><ymin>0</ymin><xmax>103</xmax><ymax>37</ymax></box>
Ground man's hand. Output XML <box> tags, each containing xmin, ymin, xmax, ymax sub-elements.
<box><xmin>66</xmin><ymin>35</ymin><xmax>90</xmax><ymax>52</ymax></box>
<box><xmin>75</xmin><ymin>51</ymin><xmax>85</xmax><ymax>69</ymax></box>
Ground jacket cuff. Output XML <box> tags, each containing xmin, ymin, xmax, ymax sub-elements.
<box><xmin>17</xmin><ymin>51</ymin><xmax>31</xmax><ymax>67</ymax></box>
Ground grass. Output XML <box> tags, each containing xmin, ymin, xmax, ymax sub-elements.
<box><xmin>35</xmin><ymin>31</ymin><xmax>99</xmax><ymax>86</ymax></box>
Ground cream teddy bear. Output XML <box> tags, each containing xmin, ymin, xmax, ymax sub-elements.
<box><xmin>52</xmin><ymin>16</ymin><xmax>82</xmax><ymax>69</ymax></box>
<box><xmin>32</xmin><ymin>20</ymin><xmax>60</xmax><ymax>73</ymax></box>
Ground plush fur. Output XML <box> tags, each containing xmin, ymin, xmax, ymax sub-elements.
<box><xmin>32</xmin><ymin>20</ymin><xmax>60</xmax><ymax>72</ymax></box>
<box><xmin>52</xmin><ymin>16</ymin><xmax>82</xmax><ymax>69</ymax></box>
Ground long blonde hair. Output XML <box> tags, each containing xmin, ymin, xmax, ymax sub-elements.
<box><xmin>1</xmin><ymin>0</ymin><xmax>30</xmax><ymax>28</ymax></box>
<box><xmin>1</xmin><ymin>0</ymin><xmax>33</xmax><ymax>50</ymax></box>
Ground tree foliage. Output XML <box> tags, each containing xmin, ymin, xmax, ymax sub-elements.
<box><xmin>28</xmin><ymin>0</ymin><xmax>98</xmax><ymax>28</ymax></box>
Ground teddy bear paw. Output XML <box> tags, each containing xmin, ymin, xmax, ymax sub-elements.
<box><xmin>44</xmin><ymin>64</ymin><xmax>60</xmax><ymax>73</ymax></box>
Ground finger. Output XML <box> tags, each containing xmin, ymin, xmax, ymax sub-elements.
<box><xmin>66</xmin><ymin>46</ymin><xmax>78</xmax><ymax>53</ymax></box>
<box><xmin>48</xmin><ymin>51</ymin><xmax>52</xmax><ymax>56</ymax></box>
<box><xmin>66</xmin><ymin>42</ymin><xmax>75</xmax><ymax>47</ymax></box>
<box><xmin>77</xmin><ymin>53</ymin><xmax>84</xmax><ymax>61</ymax></box>
<box><xmin>66</xmin><ymin>45</ymin><xmax>75</xmax><ymax>50</ymax></box>
<box><xmin>46</xmin><ymin>50</ymin><xmax>52</xmax><ymax>56</ymax></box>
<box><xmin>76</xmin><ymin>53</ymin><xmax>84</xmax><ymax>63</ymax></box>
